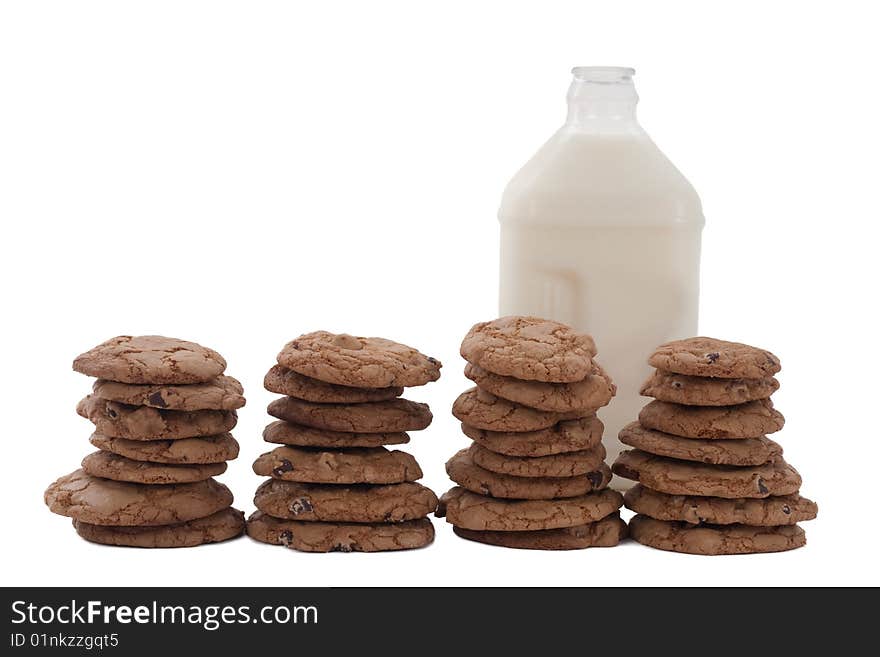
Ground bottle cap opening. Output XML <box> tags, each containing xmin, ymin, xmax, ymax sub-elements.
<box><xmin>571</xmin><ymin>66</ymin><xmax>635</xmax><ymax>83</ymax></box>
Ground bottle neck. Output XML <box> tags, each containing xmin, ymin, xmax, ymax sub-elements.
<box><xmin>564</xmin><ymin>66</ymin><xmax>640</xmax><ymax>132</ymax></box>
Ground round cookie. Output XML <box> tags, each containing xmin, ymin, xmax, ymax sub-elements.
<box><xmin>77</xmin><ymin>395</ymin><xmax>237</xmax><ymax>440</ymax></box>
<box><xmin>638</xmin><ymin>399</ymin><xmax>785</xmax><ymax>439</ymax></box>
<box><xmin>624</xmin><ymin>484</ymin><xmax>818</xmax><ymax>526</ymax></box>
<box><xmin>253</xmin><ymin>479</ymin><xmax>437</xmax><ymax>522</ymax></box>
<box><xmin>446</xmin><ymin>448</ymin><xmax>611</xmax><ymax>500</ymax></box>
<box><xmin>462</xmin><ymin>417</ymin><xmax>603</xmax><ymax>457</ymax></box>
<box><xmin>640</xmin><ymin>370</ymin><xmax>779</xmax><ymax>407</ymax></box>
<box><xmin>44</xmin><ymin>470</ymin><xmax>233</xmax><ymax>526</ymax></box>
<box><xmin>460</xmin><ymin>316</ymin><xmax>597</xmax><ymax>383</ymax></box>
<box><xmin>469</xmin><ymin>442</ymin><xmax>606</xmax><ymax>478</ymax></box>
<box><xmin>92</xmin><ymin>375</ymin><xmax>245</xmax><ymax>411</ymax></box>
<box><xmin>451</xmin><ymin>515</ymin><xmax>627</xmax><ymax>550</ymax></box>
<box><xmin>267</xmin><ymin>396</ymin><xmax>432</xmax><ymax>433</ymax></box>
<box><xmin>89</xmin><ymin>432</ymin><xmax>240</xmax><ymax>464</ymax></box>
<box><xmin>629</xmin><ymin>514</ymin><xmax>806</xmax><ymax>555</ymax></box>
<box><xmin>438</xmin><ymin>486</ymin><xmax>622</xmax><ymax>531</ymax></box>
<box><xmin>612</xmin><ymin>449</ymin><xmax>802</xmax><ymax>499</ymax></box>
<box><xmin>81</xmin><ymin>451</ymin><xmax>226</xmax><ymax>484</ymax></box>
<box><xmin>264</xmin><ymin>364</ymin><xmax>403</xmax><ymax>403</ymax></box>
<box><xmin>276</xmin><ymin>331</ymin><xmax>441</xmax><ymax>388</ymax></box>
<box><xmin>263</xmin><ymin>420</ymin><xmax>409</xmax><ymax>448</ymax></box>
<box><xmin>618</xmin><ymin>422</ymin><xmax>782</xmax><ymax>466</ymax></box>
<box><xmin>647</xmin><ymin>337</ymin><xmax>781</xmax><ymax>379</ymax></box>
<box><xmin>246</xmin><ymin>512</ymin><xmax>434</xmax><ymax>552</ymax></box>
<box><xmin>452</xmin><ymin>387</ymin><xmax>581</xmax><ymax>433</ymax></box>
<box><xmin>464</xmin><ymin>362</ymin><xmax>615</xmax><ymax>412</ymax></box>
<box><xmin>73</xmin><ymin>335</ymin><xmax>226</xmax><ymax>384</ymax></box>
<box><xmin>74</xmin><ymin>508</ymin><xmax>245</xmax><ymax>548</ymax></box>
<box><xmin>252</xmin><ymin>446</ymin><xmax>422</xmax><ymax>484</ymax></box>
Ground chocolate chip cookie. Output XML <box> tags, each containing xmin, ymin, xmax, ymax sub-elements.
<box><xmin>262</xmin><ymin>420</ymin><xmax>409</xmax><ymax>448</ymax></box>
<box><xmin>640</xmin><ymin>370</ymin><xmax>779</xmax><ymax>406</ymax></box>
<box><xmin>44</xmin><ymin>469</ymin><xmax>233</xmax><ymax>526</ymax></box>
<box><xmin>264</xmin><ymin>364</ymin><xmax>403</xmax><ymax>403</ymax></box>
<box><xmin>618</xmin><ymin>422</ymin><xmax>782</xmax><ymax>466</ymax></box>
<box><xmin>638</xmin><ymin>399</ymin><xmax>785</xmax><ymax>439</ymax></box>
<box><xmin>469</xmin><ymin>442</ymin><xmax>607</xmax><ymax>478</ymax></box>
<box><xmin>460</xmin><ymin>316</ymin><xmax>597</xmax><ymax>383</ymax></box>
<box><xmin>89</xmin><ymin>432</ymin><xmax>240</xmax><ymax>464</ymax></box>
<box><xmin>461</xmin><ymin>416</ymin><xmax>603</xmax><ymax>457</ymax></box>
<box><xmin>252</xmin><ymin>446</ymin><xmax>422</xmax><ymax>484</ymax></box>
<box><xmin>452</xmin><ymin>387</ymin><xmax>582</xmax><ymax>433</ymax></box>
<box><xmin>93</xmin><ymin>375</ymin><xmax>245</xmax><ymax>411</ymax></box>
<box><xmin>74</xmin><ymin>508</ymin><xmax>245</xmax><ymax>548</ymax></box>
<box><xmin>464</xmin><ymin>362</ymin><xmax>615</xmax><ymax>412</ymax></box>
<box><xmin>253</xmin><ymin>479</ymin><xmax>437</xmax><ymax>523</ymax></box>
<box><xmin>624</xmin><ymin>484</ymin><xmax>818</xmax><ymax>526</ymax></box>
<box><xmin>277</xmin><ymin>331</ymin><xmax>441</xmax><ymax>388</ymax></box>
<box><xmin>647</xmin><ymin>337</ymin><xmax>781</xmax><ymax>379</ymax></box>
<box><xmin>77</xmin><ymin>395</ymin><xmax>237</xmax><ymax>440</ymax></box>
<box><xmin>267</xmin><ymin>396</ymin><xmax>431</xmax><ymax>433</ymax></box>
<box><xmin>446</xmin><ymin>448</ymin><xmax>611</xmax><ymax>500</ymax></box>
<box><xmin>73</xmin><ymin>335</ymin><xmax>227</xmax><ymax>384</ymax></box>
<box><xmin>246</xmin><ymin>511</ymin><xmax>434</xmax><ymax>552</ymax></box>
<box><xmin>81</xmin><ymin>451</ymin><xmax>226</xmax><ymax>484</ymax></box>
<box><xmin>612</xmin><ymin>449</ymin><xmax>802</xmax><ymax>498</ymax></box>
<box><xmin>451</xmin><ymin>515</ymin><xmax>627</xmax><ymax>550</ymax></box>
<box><xmin>628</xmin><ymin>514</ymin><xmax>806</xmax><ymax>555</ymax></box>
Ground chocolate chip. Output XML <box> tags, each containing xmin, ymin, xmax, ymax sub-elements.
<box><xmin>587</xmin><ymin>470</ymin><xmax>604</xmax><ymax>488</ymax></box>
<box><xmin>147</xmin><ymin>391</ymin><xmax>168</xmax><ymax>408</ymax></box>
<box><xmin>279</xmin><ymin>530</ymin><xmax>293</xmax><ymax>547</ymax></box>
<box><xmin>289</xmin><ymin>497</ymin><xmax>313</xmax><ymax>515</ymax></box>
<box><xmin>757</xmin><ymin>478</ymin><xmax>769</xmax><ymax>494</ymax></box>
<box><xmin>705</xmin><ymin>352</ymin><xmax>720</xmax><ymax>363</ymax></box>
<box><xmin>332</xmin><ymin>543</ymin><xmax>353</xmax><ymax>553</ymax></box>
<box><xmin>672</xmin><ymin>381</ymin><xmax>683</xmax><ymax>389</ymax></box>
<box><xmin>106</xmin><ymin>406</ymin><xmax>118</xmax><ymax>419</ymax></box>
<box><xmin>782</xmin><ymin>504</ymin><xmax>791</xmax><ymax>515</ymax></box>
<box><xmin>272</xmin><ymin>459</ymin><xmax>294</xmax><ymax>477</ymax></box>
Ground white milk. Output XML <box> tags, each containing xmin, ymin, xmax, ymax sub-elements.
<box><xmin>499</xmin><ymin>67</ymin><xmax>704</xmax><ymax>477</ymax></box>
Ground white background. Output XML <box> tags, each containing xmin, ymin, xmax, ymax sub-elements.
<box><xmin>1</xmin><ymin>1</ymin><xmax>877</xmax><ymax>587</ymax></box>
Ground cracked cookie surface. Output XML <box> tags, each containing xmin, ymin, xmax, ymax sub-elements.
<box><xmin>267</xmin><ymin>396</ymin><xmax>431</xmax><ymax>433</ymax></box>
<box><xmin>73</xmin><ymin>335</ymin><xmax>226</xmax><ymax>384</ymax></box>
<box><xmin>461</xmin><ymin>416</ymin><xmax>603</xmax><ymax>457</ymax></box>
<box><xmin>452</xmin><ymin>387</ymin><xmax>582</xmax><ymax>432</ymax></box>
<box><xmin>81</xmin><ymin>450</ymin><xmax>226</xmax><ymax>484</ymax></box>
<box><xmin>93</xmin><ymin>375</ymin><xmax>245</xmax><ymax>411</ymax></box>
<box><xmin>74</xmin><ymin>508</ymin><xmax>245</xmax><ymax>548</ymax></box>
<box><xmin>252</xmin><ymin>446</ymin><xmax>422</xmax><ymax>484</ymax></box>
<box><xmin>648</xmin><ymin>337</ymin><xmax>781</xmax><ymax>379</ymax></box>
<box><xmin>89</xmin><ymin>432</ymin><xmax>240</xmax><ymax>464</ymax></box>
<box><xmin>277</xmin><ymin>331</ymin><xmax>441</xmax><ymax>388</ymax></box>
<box><xmin>469</xmin><ymin>442</ymin><xmax>606</xmax><ymax>478</ymax></box>
<box><xmin>451</xmin><ymin>514</ymin><xmax>626</xmax><ymax>550</ymax></box>
<box><xmin>460</xmin><ymin>316</ymin><xmax>597</xmax><ymax>383</ymax></box>
<box><xmin>640</xmin><ymin>370</ymin><xmax>778</xmax><ymax>406</ymax></box>
<box><xmin>638</xmin><ymin>399</ymin><xmax>784</xmax><ymax>439</ymax></box>
<box><xmin>262</xmin><ymin>420</ymin><xmax>409</xmax><ymax>448</ymax></box>
<box><xmin>629</xmin><ymin>514</ymin><xmax>806</xmax><ymax>554</ymax></box>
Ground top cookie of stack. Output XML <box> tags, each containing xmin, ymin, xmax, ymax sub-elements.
<box><xmin>247</xmin><ymin>331</ymin><xmax>442</xmax><ymax>553</ymax></box>
<box><xmin>438</xmin><ymin>316</ymin><xmax>626</xmax><ymax>550</ymax></box>
<box><xmin>44</xmin><ymin>336</ymin><xmax>246</xmax><ymax>548</ymax></box>
<box><xmin>613</xmin><ymin>337</ymin><xmax>818</xmax><ymax>555</ymax></box>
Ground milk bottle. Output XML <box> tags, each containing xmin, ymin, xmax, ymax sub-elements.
<box><xmin>499</xmin><ymin>67</ymin><xmax>704</xmax><ymax>473</ymax></box>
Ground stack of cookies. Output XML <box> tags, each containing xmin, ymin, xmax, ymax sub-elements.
<box><xmin>437</xmin><ymin>316</ymin><xmax>627</xmax><ymax>550</ymax></box>
<box><xmin>613</xmin><ymin>337</ymin><xmax>818</xmax><ymax>555</ymax></box>
<box><xmin>246</xmin><ymin>331</ymin><xmax>442</xmax><ymax>553</ymax></box>
<box><xmin>44</xmin><ymin>336</ymin><xmax>246</xmax><ymax>548</ymax></box>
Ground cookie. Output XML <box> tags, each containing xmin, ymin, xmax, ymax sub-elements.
<box><xmin>92</xmin><ymin>375</ymin><xmax>245</xmax><ymax>411</ymax></box>
<box><xmin>464</xmin><ymin>362</ymin><xmax>615</xmax><ymax>413</ymax></box>
<box><xmin>253</xmin><ymin>479</ymin><xmax>437</xmax><ymax>522</ymax></box>
<box><xmin>612</xmin><ymin>449</ymin><xmax>802</xmax><ymax>498</ymax></box>
<box><xmin>252</xmin><ymin>446</ymin><xmax>422</xmax><ymax>484</ymax></box>
<box><xmin>451</xmin><ymin>515</ymin><xmax>627</xmax><ymax>550</ymax></box>
<box><xmin>647</xmin><ymin>337</ymin><xmax>781</xmax><ymax>379</ymax></box>
<box><xmin>460</xmin><ymin>316</ymin><xmax>597</xmax><ymax>383</ymax></box>
<box><xmin>438</xmin><ymin>486</ymin><xmax>622</xmax><ymax>531</ymax></box>
<box><xmin>452</xmin><ymin>387</ymin><xmax>581</xmax><ymax>433</ymax></box>
<box><xmin>618</xmin><ymin>422</ymin><xmax>782</xmax><ymax>466</ymax></box>
<box><xmin>446</xmin><ymin>448</ymin><xmax>611</xmax><ymax>500</ymax></box>
<box><xmin>277</xmin><ymin>331</ymin><xmax>441</xmax><ymax>388</ymax></box>
<box><xmin>624</xmin><ymin>484</ymin><xmax>818</xmax><ymax>526</ymax></box>
<box><xmin>640</xmin><ymin>370</ymin><xmax>779</xmax><ymax>407</ymax></box>
<box><xmin>89</xmin><ymin>432</ymin><xmax>240</xmax><ymax>464</ymax></box>
<box><xmin>638</xmin><ymin>399</ymin><xmax>785</xmax><ymax>439</ymax></box>
<box><xmin>81</xmin><ymin>451</ymin><xmax>226</xmax><ymax>484</ymax></box>
<box><xmin>469</xmin><ymin>442</ymin><xmax>606</xmax><ymax>478</ymax></box>
<box><xmin>73</xmin><ymin>335</ymin><xmax>226</xmax><ymax>384</ymax></box>
<box><xmin>246</xmin><ymin>512</ymin><xmax>434</xmax><ymax>552</ymax></box>
<box><xmin>461</xmin><ymin>416</ymin><xmax>603</xmax><ymax>457</ymax></box>
<box><xmin>263</xmin><ymin>420</ymin><xmax>409</xmax><ymax>448</ymax></box>
<box><xmin>44</xmin><ymin>470</ymin><xmax>233</xmax><ymax>526</ymax></box>
<box><xmin>73</xmin><ymin>508</ymin><xmax>245</xmax><ymax>548</ymax></box>
<box><xmin>628</xmin><ymin>515</ymin><xmax>806</xmax><ymax>555</ymax></box>
<box><xmin>77</xmin><ymin>395</ymin><xmax>237</xmax><ymax>440</ymax></box>
<box><xmin>264</xmin><ymin>365</ymin><xmax>403</xmax><ymax>403</ymax></box>
<box><xmin>267</xmin><ymin>396</ymin><xmax>432</xmax><ymax>433</ymax></box>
